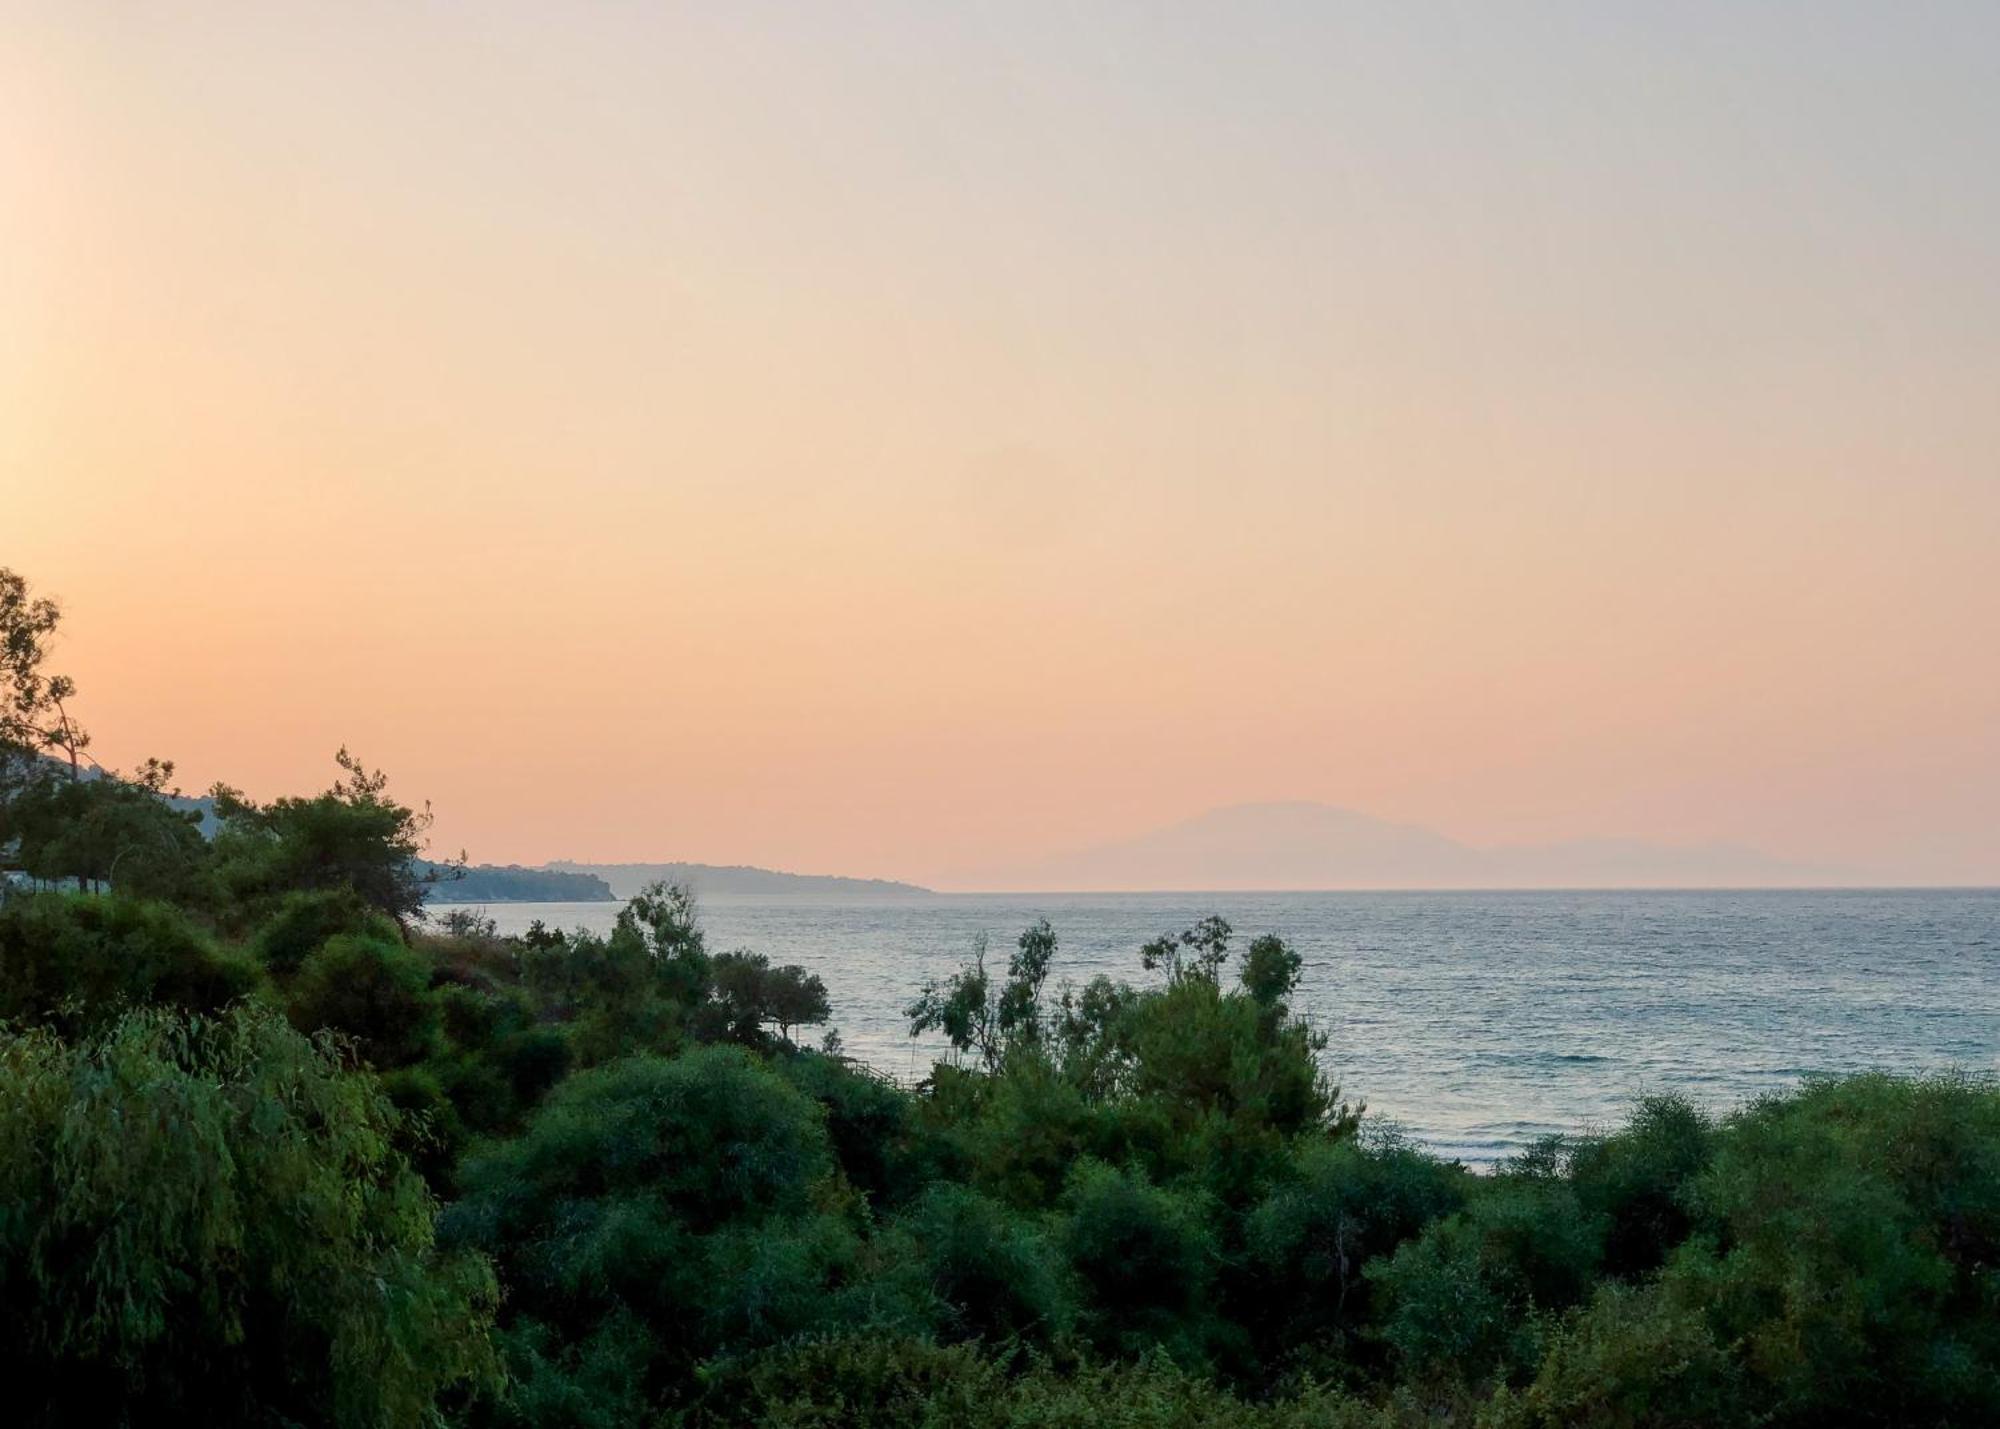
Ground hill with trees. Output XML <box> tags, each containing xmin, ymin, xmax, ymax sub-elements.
<box><xmin>549</xmin><ymin>859</ymin><xmax>934</xmax><ymax>898</ymax></box>
<box><xmin>420</xmin><ymin>861</ymin><xmax>615</xmax><ymax>903</ymax></box>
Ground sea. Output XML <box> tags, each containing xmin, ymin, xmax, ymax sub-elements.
<box><xmin>440</xmin><ymin>888</ymin><xmax>2000</xmax><ymax>1169</ymax></box>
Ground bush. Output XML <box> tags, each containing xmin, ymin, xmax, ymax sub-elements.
<box><xmin>285</xmin><ymin>932</ymin><xmax>441</xmax><ymax>1067</ymax></box>
<box><xmin>0</xmin><ymin>891</ymin><xmax>259</xmax><ymax>1032</ymax></box>
<box><xmin>1565</xmin><ymin>1095</ymin><xmax>1713</xmax><ymax>1278</ymax></box>
<box><xmin>1493</xmin><ymin>1282</ymin><xmax>1748</xmax><ymax>1429</ymax></box>
<box><xmin>1365</xmin><ymin>1213</ymin><xmax>1520</xmax><ymax>1384</ymax></box>
<box><xmin>887</xmin><ymin>1184</ymin><xmax>1075</xmax><ymax>1344</ymax></box>
<box><xmin>248</xmin><ymin>887</ymin><xmax>401</xmax><ymax>976</ymax></box>
<box><xmin>1366</xmin><ymin>1172</ymin><xmax>1602</xmax><ymax>1384</ymax></box>
<box><xmin>1059</xmin><ymin>1160</ymin><xmax>1221</xmax><ymax>1365</ymax></box>
<box><xmin>0</xmin><ymin>1005</ymin><xmax>496</xmax><ymax>1427</ymax></box>
<box><xmin>1661</xmin><ymin>1073</ymin><xmax>2000</xmax><ymax>1425</ymax></box>
<box><xmin>954</xmin><ymin>1055</ymin><xmax>1114</xmax><ymax>1210</ymax></box>
<box><xmin>777</xmin><ymin>1049</ymin><xmax>942</xmax><ymax>1210</ymax></box>
<box><xmin>444</xmin><ymin>1046</ymin><xmax>844</xmax><ymax>1420</ymax></box>
<box><xmin>517</xmin><ymin>886</ymin><xmax>712</xmax><ymax>1066</ymax></box>
<box><xmin>686</xmin><ymin>1336</ymin><xmax>1380</xmax><ymax>1428</ymax></box>
<box><xmin>1113</xmin><ymin>975</ymin><xmax>1343</xmax><ymax>1201</ymax></box>
<box><xmin>1241</xmin><ymin>1132</ymin><xmax>1468</xmax><ymax>1370</ymax></box>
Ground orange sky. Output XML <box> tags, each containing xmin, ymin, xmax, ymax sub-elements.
<box><xmin>6</xmin><ymin>5</ymin><xmax>1997</xmax><ymax>886</ymax></box>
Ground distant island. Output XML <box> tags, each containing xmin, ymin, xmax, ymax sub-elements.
<box><xmin>545</xmin><ymin>861</ymin><xmax>934</xmax><ymax>899</ymax></box>
<box><xmin>421</xmin><ymin>862</ymin><xmax>615</xmax><ymax>903</ymax></box>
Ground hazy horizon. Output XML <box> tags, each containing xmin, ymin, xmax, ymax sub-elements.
<box><xmin>9</xmin><ymin>4</ymin><xmax>1998</xmax><ymax>887</ymax></box>
<box><xmin>463</xmin><ymin>798</ymin><xmax>1987</xmax><ymax>895</ymax></box>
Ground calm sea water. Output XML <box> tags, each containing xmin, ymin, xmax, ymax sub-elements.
<box><xmin>444</xmin><ymin>889</ymin><xmax>2000</xmax><ymax>1168</ymax></box>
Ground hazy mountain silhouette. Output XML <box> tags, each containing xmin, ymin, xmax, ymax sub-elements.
<box><xmin>546</xmin><ymin>861</ymin><xmax>934</xmax><ymax>899</ymax></box>
<box><xmin>966</xmin><ymin>801</ymin><xmax>1842</xmax><ymax>891</ymax></box>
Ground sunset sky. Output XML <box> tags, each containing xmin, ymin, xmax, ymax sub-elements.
<box><xmin>6</xmin><ymin>3</ymin><xmax>1997</xmax><ymax>886</ymax></box>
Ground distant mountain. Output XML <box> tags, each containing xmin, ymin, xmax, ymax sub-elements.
<box><xmin>546</xmin><ymin>861</ymin><xmax>934</xmax><ymax>899</ymax></box>
<box><xmin>968</xmin><ymin>802</ymin><xmax>1842</xmax><ymax>891</ymax></box>
<box><xmin>423</xmin><ymin>862</ymin><xmax>615</xmax><ymax>903</ymax></box>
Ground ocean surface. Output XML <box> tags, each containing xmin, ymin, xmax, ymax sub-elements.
<box><xmin>444</xmin><ymin>889</ymin><xmax>2000</xmax><ymax>1168</ymax></box>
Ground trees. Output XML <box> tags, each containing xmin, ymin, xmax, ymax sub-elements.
<box><xmin>907</xmin><ymin>919</ymin><xmax>1060</xmax><ymax>1073</ymax></box>
<box><xmin>444</xmin><ymin>1046</ymin><xmax>853</xmax><ymax>1421</ymax></box>
<box><xmin>1059</xmin><ymin>1160</ymin><xmax>1223</xmax><ymax>1366</ymax></box>
<box><xmin>0</xmin><ymin>567</ymin><xmax>88</xmax><ymax>776</ymax></box>
<box><xmin>1241</xmin><ymin>1133</ymin><xmax>1470</xmax><ymax>1370</ymax></box>
<box><xmin>0</xmin><ymin>890</ymin><xmax>260</xmax><ymax>1033</ymax></box>
<box><xmin>210</xmin><ymin>748</ymin><xmax>445</xmax><ymax>927</ymax></box>
<box><xmin>0</xmin><ymin>1005</ymin><xmax>497</xmax><ymax>1427</ymax></box>
<box><xmin>284</xmin><ymin>932</ymin><xmax>442</xmax><ymax>1069</ymax></box>
<box><xmin>519</xmin><ymin>880</ymin><xmax>713</xmax><ymax>1064</ymax></box>
<box><xmin>1660</xmin><ymin>1073</ymin><xmax>2000</xmax><ymax>1425</ymax></box>
<box><xmin>2</xmin><ymin>761</ymin><xmax>209</xmax><ymax>897</ymax></box>
<box><xmin>885</xmin><ymin>1184</ymin><xmax>1075</xmax><ymax>1345</ymax></box>
<box><xmin>711</xmin><ymin>950</ymin><xmax>831</xmax><ymax>1045</ymax></box>
<box><xmin>247</xmin><ymin>886</ymin><xmax>404</xmax><ymax>975</ymax></box>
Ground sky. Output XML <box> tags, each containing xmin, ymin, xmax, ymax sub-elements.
<box><xmin>5</xmin><ymin>3</ymin><xmax>1997</xmax><ymax>887</ymax></box>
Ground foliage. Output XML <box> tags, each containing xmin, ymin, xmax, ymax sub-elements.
<box><xmin>0</xmin><ymin>890</ymin><xmax>259</xmax><ymax>1032</ymax></box>
<box><xmin>1367</xmin><ymin>1170</ymin><xmax>1604</xmax><ymax>1383</ymax></box>
<box><xmin>1564</xmin><ymin>1094</ymin><xmax>1714</xmax><ymax>1279</ymax></box>
<box><xmin>443</xmin><ymin>1046</ymin><xmax>853</xmax><ymax>1419</ymax></box>
<box><xmin>906</xmin><ymin>919</ymin><xmax>1060</xmax><ymax>1074</ymax></box>
<box><xmin>0</xmin><ymin>1005</ymin><xmax>497</xmax><ymax>1427</ymax></box>
<box><xmin>285</xmin><ymin>931</ymin><xmax>442</xmax><ymax>1068</ymax></box>
<box><xmin>1488</xmin><ymin>1282</ymin><xmax>1748</xmax><ymax>1429</ymax></box>
<box><xmin>1240</xmin><ymin>1130</ymin><xmax>1470</xmax><ymax>1375</ymax></box>
<box><xmin>1059</xmin><ymin>1159</ymin><xmax>1223</xmax><ymax>1366</ymax></box>
<box><xmin>776</xmin><ymin>1047</ymin><xmax>944</xmax><ymax>1210</ymax></box>
<box><xmin>883</xmin><ymin>1183</ymin><xmax>1075</xmax><ymax>1344</ymax></box>
<box><xmin>1</xmin><ymin>761</ymin><xmax>209</xmax><ymax>898</ymax></box>
<box><xmin>711</xmin><ymin>949</ymin><xmax>831</xmax><ymax>1045</ymax></box>
<box><xmin>685</xmin><ymin>1336</ymin><xmax>1381</xmax><ymax>1429</ymax></box>
<box><xmin>0</xmin><ymin>566</ymin><xmax>88</xmax><ymax>772</ymax></box>
<box><xmin>518</xmin><ymin>880</ymin><xmax>713</xmax><ymax>1064</ymax></box>
<box><xmin>1660</xmin><ymin>1072</ymin><xmax>2000</xmax><ymax>1426</ymax></box>
<box><xmin>250</xmin><ymin>886</ymin><xmax>404</xmax><ymax>975</ymax></box>
<box><xmin>210</xmin><ymin>748</ymin><xmax>445</xmax><ymax>926</ymax></box>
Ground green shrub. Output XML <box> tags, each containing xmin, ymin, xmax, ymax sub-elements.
<box><xmin>684</xmin><ymin>1335</ymin><xmax>1006</xmax><ymax>1428</ymax></box>
<box><xmin>686</xmin><ymin>1336</ymin><xmax>1382</xmax><ymax>1428</ymax></box>
<box><xmin>1661</xmin><ymin>1073</ymin><xmax>2000</xmax><ymax>1425</ymax></box>
<box><xmin>445</xmin><ymin>1046</ymin><xmax>844</xmax><ymax>1420</ymax></box>
<box><xmin>955</xmin><ymin>1054</ymin><xmax>1114</xmax><ymax>1210</ymax></box>
<box><xmin>1566</xmin><ymin>1095</ymin><xmax>1713</xmax><ymax>1278</ymax></box>
<box><xmin>0</xmin><ymin>1005</ymin><xmax>496</xmax><ymax>1427</ymax></box>
<box><xmin>1365</xmin><ymin>1213</ymin><xmax>1519</xmax><ymax>1384</ymax></box>
<box><xmin>887</xmin><ymin>1184</ymin><xmax>1075</xmax><ymax>1344</ymax></box>
<box><xmin>1113</xmin><ymin>975</ymin><xmax>1344</xmax><ymax>1201</ymax></box>
<box><xmin>248</xmin><ymin>887</ymin><xmax>400</xmax><ymax>976</ymax></box>
<box><xmin>1492</xmin><ymin>1282</ymin><xmax>1748</xmax><ymax>1429</ymax></box>
<box><xmin>776</xmin><ymin>1048</ymin><xmax>941</xmax><ymax>1210</ymax></box>
<box><xmin>285</xmin><ymin>931</ymin><xmax>441</xmax><ymax>1067</ymax></box>
<box><xmin>517</xmin><ymin>886</ymin><xmax>712</xmax><ymax>1065</ymax></box>
<box><xmin>1366</xmin><ymin>1170</ymin><xmax>1602</xmax><ymax>1384</ymax></box>
<box><xmin>1241</xmin><ymin>1131</ymin><xmax>1468</xmax><ymax>1369</ymax></box>
<box><xmin>0</xmin><ymin>891</ymin><xmax>259</xmax><ymax>1031</ymax></box>
<box><xmin>1059</xmin><ymin>1160</ymin><xmax>1221</xmax><ymax>1365</ymax></box>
